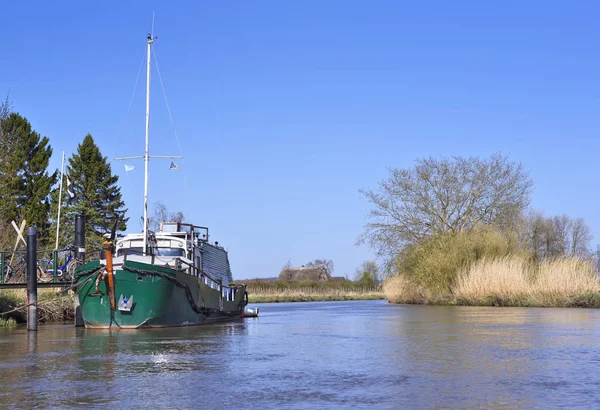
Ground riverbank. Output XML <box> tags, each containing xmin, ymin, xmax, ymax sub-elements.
<box><xmin>245</xmin><ymin>281</ymin><xmax>384</xmax><ymax>303</ymax></box>
<box><xmin>249</xmin><ymin>290</ymin><xmax>384</xmax><ymax>303</ymax></box>
<box><xmin>0</xmin><ymin>289</ymin><xmax>74</xmax><ymax>327</ymax></box>
<box><xmin>384</xmin><ymin>257</ymin><xmax>600</xmax><ymax>308</ymax></box>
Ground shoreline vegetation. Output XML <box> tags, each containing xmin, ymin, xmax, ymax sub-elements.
<box><xmin>243</xmin><ymin>280</ymin><xmax>383</xmax><ymax>303</ymax></box>
<box><xmin>0</xmin><ymin>289</ymin><xmax>74</xmax><ymax>327</ymax></box>
<box><xmin>384</xmin><ymin>256</ymin><xmax>600</xmax><ymax>308</ymax></box>
<box><xmin>3</xmin><ymin>260</ymin><xmax>598</xmax><ymax>328</ymax></box>
<box><xmin>361</xmin><ymin>153</ymin><xmax>600</xmax><ymax>310</ymax></box>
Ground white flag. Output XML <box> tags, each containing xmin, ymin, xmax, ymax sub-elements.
<box><xmin>124</xmin><ymin>164</ymin><xmax>135</xmax><ymax>172</ymax></box>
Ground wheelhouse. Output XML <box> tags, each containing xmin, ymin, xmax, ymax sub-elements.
<box><xmin>114</xmin><ymin>222</ymin><xmax>209</xmax><ymax>258</ymax></box>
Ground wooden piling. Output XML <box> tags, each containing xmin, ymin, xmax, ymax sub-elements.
<box><xmin>75</xmin><ymin>214</ymin><xmax>86</xmax><ymax>262</ymax></box>
<box><xmin>26</xmin><ymin>226</ymin><xmax>37</xmax><ymax>331</ymax></box>
<box><xmin>74</xmin><ymin>214</ymin><xmax>86</xmax><ymax>327</ymax></box>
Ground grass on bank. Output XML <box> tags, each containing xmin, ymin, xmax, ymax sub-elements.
<box><xmin>0</xmin><ymin>289</ymin><xmax>75</xmax><ymax>326</ymax></box>
<box><xmin>454</xmin><ymin>257</ymin><xmax>600</xmax><ymax>307</ymax></box>
<box><xmin>384</xmin><ymin>257</ymin><xmax>600</xmax><ymax>307</ymax></box>
<box><xmin>243</xmin><ymin>280</ymin><xmax>384</xmax><ymax>303</ymax></box>
<box><xmin>0</xmin><ymin>317</ymin><xmax>16</xmax><ymax>328</ymax></box>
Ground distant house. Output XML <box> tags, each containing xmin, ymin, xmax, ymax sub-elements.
<box><xmin>279</xmin><ymin>265</ymin><xmax>331</xmax><ymax>282</ymax></box>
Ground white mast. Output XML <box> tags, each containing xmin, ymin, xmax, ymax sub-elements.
<box><xmin>143</xmin><ymin>33</ymin><xmax>153</xmax><ymax>255</ymax></box>
<box><xmin>55</xmin><ymin>151</ymin><xmax>65</xmax><ymax>250</ymax></box>
<box><xmin>115</xmin><ymin>25</ymin><xmax>182</xmax><ymax>254</ymax></box>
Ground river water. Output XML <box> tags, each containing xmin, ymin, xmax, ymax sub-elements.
<box><xmin>0</xmin><ymin>300</ymin><xmax>599</xmax><ymax>409</ymax></box>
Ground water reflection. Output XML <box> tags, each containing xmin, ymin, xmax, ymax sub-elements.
<box><xmin>1</xmin><ymin>302</ymin><xmax>600</xmax><ymax>409</ymax></box>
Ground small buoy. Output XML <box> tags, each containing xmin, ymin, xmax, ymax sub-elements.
<box><xmin>243</xmin><ymin>306</ymin><xmax>259</xmax><ymax>318</ymax></box>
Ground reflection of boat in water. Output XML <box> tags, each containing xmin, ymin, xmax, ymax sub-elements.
<box><xmin>75</xmin><ymin>33</ymin><xmax>250</xmax><ymax>328</ymax></box>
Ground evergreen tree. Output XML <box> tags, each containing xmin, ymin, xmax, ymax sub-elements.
<box><xmin>0</xmin><ymin>113</ymin><xmax>56</xmax><ymax>247</ymax></box>
<box><xmin>54</xmin><ymin>134</ymin><xmax>128</xmax><ymax>251</ymax></box>
<box><xmin>0</xmin><ymin>94</ymin><xmax>11</xmax><ymax>127</ymax></box>
<box><xmin>0</xmin><ymin>96</ymin><xmax>14</xmax><ymax>248</ymax></box>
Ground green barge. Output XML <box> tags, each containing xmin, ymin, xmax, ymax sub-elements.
<box><xmin>76</xmin><ymin>222</ymin><xmax>249</xmax><ymax>329</ymax></box>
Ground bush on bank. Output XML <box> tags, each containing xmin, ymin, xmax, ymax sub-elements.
<box><xmin>395</xmin><ymin>227</ymin><xmax>520</xmax><ymax>298</ymax></box>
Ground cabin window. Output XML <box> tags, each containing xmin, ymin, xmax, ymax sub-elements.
<box><xmin>116</xmin><ymin>247</ymin><xmax>144</xmax><ymax>257</ymax></box>
<box><xmin>202</xmin><ymin>275</ymin><xmax>220</xmax><ymax>291</ymax></box>
<box><xmin>223</xmin><ymin>287</ymin><xmax>234</xmax><ymax>301</ymax></box>
<box><xmin>155</xmin><ymin>247</ymin><xmax>185</xmax><ymax>257</ymax></box>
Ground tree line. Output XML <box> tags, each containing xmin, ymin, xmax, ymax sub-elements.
<box><xmin>0</xmin><ymin>97</ymin><xmax>127</xmax><ymax>251</ymax></box>
<box><xmin>360</xmin><ymin>152</ymin><xmax>596</xmax><ymax>276</ymax></box>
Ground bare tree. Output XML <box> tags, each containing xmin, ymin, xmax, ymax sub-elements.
<box><xmin>551</xmin><ymin>215</ymin><xmax>571</xmax><ymax>256</ymax></box>
<box><xmin>354</xmin><ymin>260</ymin><xmax>381</xmax><ymax>283</ymax></box>
<box><xmin>522</xmin><ymin>210</ymin><xmax>592</xmax><ymax>259</ymax></box>
<box><xmin>593</xmin><ymin>245</ymin><xmax>600</xmax><ymax>273</ymax></box>
<box><xmin>359</xmin><ymin>153</ymin><xmax>532</xmax><ymax>259</ymax></box>
<box><xmin>571</xmin><ymin>217</ymin><xmax>592</xmax><ymax>257</ymax></box>
<box><xmin>149</xmin><ymin>201</ymin><xmax>185</xmax><ymax>231</ymax></box>
<box><xmin>524</xmin><ymin>209</ymin><xmax>547</xmax><ymax>258</ymax></box>
<box><xmin>542</xmin><ymin>217</ymin><xmax>556</xmax><ymax>258</ymax></box>
<box><xmin>170</xmin><ymin>211</ymin><xmax>185</xmax><ymax>224</ymax></box>
<box><xmin>306</xmin><ymin>259</ymin><xmax>334</xmax><ymax>276</ymax></box>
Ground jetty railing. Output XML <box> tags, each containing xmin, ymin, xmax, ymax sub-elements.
<box><xmin>0</xmin><ymin>248</ymin><xmax>105</xmax><ymax>286</ymax></box>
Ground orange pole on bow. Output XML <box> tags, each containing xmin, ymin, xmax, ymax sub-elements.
<box><xmin>104</xmin><ymin>241</ymin><xmax>116</xmax><ymax>311</ymax></box>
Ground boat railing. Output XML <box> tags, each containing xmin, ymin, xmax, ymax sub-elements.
<box><xmin>176</xmin><ymin>256</ymin><xmax>194</xmax><ymax>272</ymax></box>
<box><xmin>101</xmin><ymin>248</ymin><xmax>241</xmax><ymax>295</ymax></box>
<box><xmin>173</xmin><ymin>257</ymin><xmax>244</xmax><ymax>295</ymax></box>
<box><xmin>175</xmin><ymin>257</ymin><xmax>219</xmax><ymax>285</ymax></box>
<box><xmin>160</xmin><ymin>222</ymin><xmax>209</xmax><ymax>244</ymax></box>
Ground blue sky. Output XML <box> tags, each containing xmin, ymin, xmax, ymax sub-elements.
<box><xmin>1</xmin><ymin>1</ymin><xmax>599</xmax><ymax>279</ymax></box>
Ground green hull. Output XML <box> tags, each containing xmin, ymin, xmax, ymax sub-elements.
<box><xmin>76</xmin><ymin>261</ymin><xmax>247</xmax><ymax>329</ymax></box>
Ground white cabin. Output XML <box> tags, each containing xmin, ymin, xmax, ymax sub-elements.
<box><xmin>114</xmin><ymin>222</ymin><xmax>232</xmax><ymax>286</ymax></box>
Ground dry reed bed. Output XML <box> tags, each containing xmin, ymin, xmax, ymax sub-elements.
<box><xmin>247</xmin><ymin>284</ymin><xmax>384</xmax><ymax>303</ymax></box>
<box><xmin>384</xmin><ymin>257</ymin><xmax>600</xmax><ymax>307</ymax></box>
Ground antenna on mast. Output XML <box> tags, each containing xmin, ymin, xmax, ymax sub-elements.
<box><xmin>151</xmin><ymin>11</ymin><xmax>155</xmax><ymax>38</ymax></box>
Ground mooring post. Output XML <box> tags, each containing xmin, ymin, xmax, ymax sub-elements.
<box><xmin>74</xmin><ymin>214</ymin><xmax>86</xmax><ymax>327</ymax></box>
<box><xmin>75</xmin><ymin>214</ymin><xmax>86</xmax><ymax>262</ymax></box>
<box><xmin>26</xmin><ymin>226</ymin><xmax>37</xmax><ymax>331</ymax></box>
<box><xmin>74</xmin><ymin>297</ymin><xmax>84</xmax><ymax>327</ymax></box>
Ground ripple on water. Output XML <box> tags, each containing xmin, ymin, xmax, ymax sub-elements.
<box><xmin>0</xmin><ymin>301</ymin><xmax>599</xmax><ymax>409</ymax></box>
